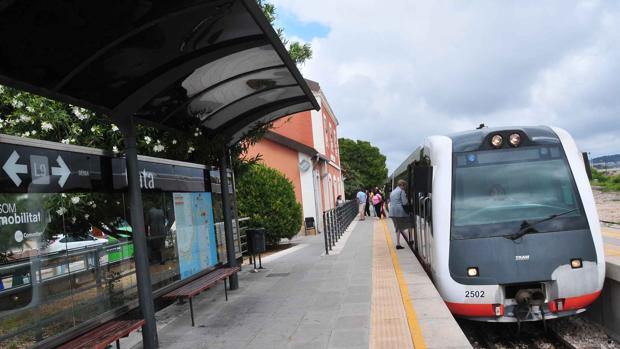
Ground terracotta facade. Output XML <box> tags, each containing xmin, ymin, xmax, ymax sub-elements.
<box><xmin>246</xmin><ymin>80</ymin><xmax>344</xmax><ymax>233</ymax></box>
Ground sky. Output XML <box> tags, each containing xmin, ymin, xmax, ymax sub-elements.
<box><xmin>271</xmin><ymin>0</ymin><xmax>620</xmax><ymax>173</ymax></box>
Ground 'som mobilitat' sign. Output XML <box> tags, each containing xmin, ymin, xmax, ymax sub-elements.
<box><xmin>0</xmin><ymin>202</ymin><xmax>43</xmax><ymax>226</ymax></box>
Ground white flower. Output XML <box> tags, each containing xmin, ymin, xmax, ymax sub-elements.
<box><xmin>56</xmin><ymin>207</ymin><xmax>67</xmax><ymax>216</ymax></box>
<box><xmin>61</xmin><ymin>139</ymin><xmax>70</xmax><ymax>144</ymax></box>
<box><xmin>72</xmin><ymin>106</ymin><xmax>89</xmax><ymax>120</ymax></box>
<box><xmin>91</xmin><ymin>203</ymin><xmax>96</xmax><ymax>208</ymax></box>
<box><xmin>144</xmin><ymin>136</ymin><xmax>152</xmax><ymax>144</ymax></box>
<box><xmin>90</xmin><ymin>126</ymin><xmax>97</xmax><ymax>132</ymax></box>
<box><xmin>112</xmin><ymin>146</ymin><xmax>119</xmax><ymax>153</ymax></box>
<box><xmin>153</xmin><ymin>144</ymin><xmax>165</xmax><ymax>152</ymax></box>
<box><xmin>26</xmin><ymin>106</ymin><xmax>34</xmax><ymax>113</ymax></box>
<box><xmin>71</xmin><ymin>217</ymin><xmax>77</xmax><ymax>224</ymax></box>
<box><xmin>61</xmin><ymin>193</ymin><xmax>67</xmax><ymax>198</ymax></box>
<box><xmin>31</xmin><ymin>130</ymin><xmax>36</xmax><ymax>135</ymax></box>
<box><xmin>18</xmin><ymin>114</ymin><xmax>31</xmax><ymax>123</ymax></box>
<box><xmin>0</xmin><ymin>85</ymin><xmax>4</xmax><ymax>94</ymax></box>
<box><xmin>22</xmin><ymin>131</ymin><xmax>30</xmax><ymax>137</ymax></box>
<box><xmin>84</xmin><ymin>214</ymin><xmax>90</xmax><ymax>220</ymax></box>
<box><xmin>71</xmin><ymin>196</ymin><xmax>80</xmax><ymax>204</ymax></box>
<box><xmin>172</xmin><ymin>139</ymin><xmax>177</xmax><ymax>145</ymax></box>
<box><xmin>111</xmin><ymin>124</ymin><xmax>119</xmax><ymax>132</ymax></box>
<box><xmin>187</xmin><ymin>146</ymin><xmax>195</xmax><ymax>153</ymax></box>
<box><xmin>11</xmin><ymin>99</ymin><xmax>24</xmax><ymax>108</ymax></box>
<box><xmin>41</xmin><ymin>121</ymin><xmax>54</xmax><ymax>131</ymax></box>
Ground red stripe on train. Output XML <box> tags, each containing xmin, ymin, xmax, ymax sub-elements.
<box><xmin>445</xmin><ymin>302</ymin><xmax>503</xmax><ymax>317</ymax></box>
<box><xmin>549</xmin><ymin>290</ymin><xmax>602</xmax><ymax>313</ymax></box>
<box><xmin>446</xmin><ymin>290</ymin><xmax>601</xmax><ymax>317</ymax></box>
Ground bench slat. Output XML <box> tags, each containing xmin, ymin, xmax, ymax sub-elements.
<box><xmin>163</xmin><ymin>267</ymin><xmax>240</xmax><ymax>299</ymax></box>
<box><xmin>58</xmin><ymin>319</ymin><xmax>145</xmax><ymax>349</ymax></box>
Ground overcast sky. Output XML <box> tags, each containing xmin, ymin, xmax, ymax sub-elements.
<box><xmin>272</xmin><ymin>0</ymin><xmax>620</xmax><ymax>172</ymax></box>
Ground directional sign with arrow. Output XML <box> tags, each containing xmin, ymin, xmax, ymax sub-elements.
<box><xmin>0</xmin><ymin>143</ymin><xmax>102</xmax><ymax>193</ymax></box>
<box><xmin>51</xmin><ymin>155</ymin><xmax>71</xmax><ymax>188</ymax></box>
<box><xmin>2</xmin><ymin>150</ymin><xmax>28</xmax><ymax>186</ymax></box>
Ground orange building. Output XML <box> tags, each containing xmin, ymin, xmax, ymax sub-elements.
<box><xmin>246</xmin><ymin>79</ymin><xmax>344</xmax><ymax>233</ymax></box>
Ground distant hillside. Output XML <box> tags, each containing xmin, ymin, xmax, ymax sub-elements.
<box><xmin>592</xmin><ymin>154</ymin><xmax>620</xmax><ymax>165</ymax></box>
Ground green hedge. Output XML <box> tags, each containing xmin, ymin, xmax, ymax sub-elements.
<box><xmin>591</xmin><ymin>168</ymin><xmax>620</xmax><ymax>191</ymax></box>
<box><xmin>237</xmin><ymin>164</ymin><xmax>302</xmax><ymax>246</ymax></box>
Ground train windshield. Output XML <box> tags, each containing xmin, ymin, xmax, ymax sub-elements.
<box><xmin>451</xmin><ymin>145</ymin><xmax>589</xmax><ymax>240</ymax></box>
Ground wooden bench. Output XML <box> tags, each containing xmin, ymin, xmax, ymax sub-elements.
<box><xmin>57</xmin><ymin>319</ymin><xmax>145</xmax><ymax>349</ymax></box>
<box><xmin>163</xmin><ymin>267</ymin><xmax>240</xmax><ymax>326</ymax></box>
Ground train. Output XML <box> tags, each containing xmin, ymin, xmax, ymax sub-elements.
<box><xmin>389</xmin><ymin>126</ymin><xmax>605</xmax><ymax>323</ymax></box>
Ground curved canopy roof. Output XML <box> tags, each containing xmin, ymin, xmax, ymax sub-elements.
<box><xmin>0</xmin><ymin>0</ymin><xmax>319</xmax><ymax>145</ymax></box>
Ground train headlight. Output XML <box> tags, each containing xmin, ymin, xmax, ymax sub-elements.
<box><xmin>467</xmin><ymin>267</ymin><xmax>479</xmax><ymax>277</ymax></box>
<box><xmin>491</xmin><ymin>135</ymin><xmax>503</xmax><ymax>148</ymax></box>
<box><xmin>509</xmin><ymin>133</ymin><xmax>521</xmax><ymax>147</ymax></box>
<box><xmin>571</xmin><ymin>258</ymin><xmax>582</xmax><ymax>269</ymax></box>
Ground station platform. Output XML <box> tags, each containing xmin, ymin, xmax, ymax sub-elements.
<box><xmin>584</xmin><ymin>224</ymin><xmax>620</xmax><ymax>341</ymax></box>
<box><xmin>125</xmin><ymin>218</ymin><xmax>471</xmax><ymax>349</ymax></box>
<box><xmin>601</xmin><ymin>225</ymin><xmax>620</xmax><ymax>280</ymax></box>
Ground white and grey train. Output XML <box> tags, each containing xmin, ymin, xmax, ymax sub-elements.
<box><xmin>389</xmin><ymin>126</ymin><xmax>604</xmax><ymax>323</ymax></box>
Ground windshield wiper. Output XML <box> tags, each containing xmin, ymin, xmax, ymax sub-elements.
<box><xmin>505</xmin><ymin>208</ymin><xmax>578</xmax><ymax>241</ymax></box>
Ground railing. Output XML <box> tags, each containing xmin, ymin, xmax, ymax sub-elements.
<box><xmin>322</xmin><ymin>200</ymin><xmax>358</xmax><ymax>255</ymax></box>
<box><xmin>0</xmin><ymin>241</ymin><xmax>135</xmax><ymax>294</ymax></box>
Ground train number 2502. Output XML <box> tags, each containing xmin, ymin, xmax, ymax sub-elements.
<box><xmin>465</xmin><ymin>290</ymin><xmax>485</xmax><ymax>298</ymax></box>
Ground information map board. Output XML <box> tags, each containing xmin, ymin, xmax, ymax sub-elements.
<box><xmin>173</xmin><ymin>192</ymin><xmax>217</xmax><ymax>279</ymax></box>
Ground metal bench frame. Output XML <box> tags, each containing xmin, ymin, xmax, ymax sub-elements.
<box><xmin>162</xmin><ymin>267</ymin><xmax>240</xmax><ymax>326</ymax></box>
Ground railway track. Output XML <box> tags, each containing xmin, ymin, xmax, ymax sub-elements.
<box><xmin>460</xmin><ymin>319</ymin><xmax>571</xmax><ymax>349</ymax></box>
<box><xmin>460</xmin><ymin>315</ymin><xmax>620</xmax><ymax>349</ymax></box>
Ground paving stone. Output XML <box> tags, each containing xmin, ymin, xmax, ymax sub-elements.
<box><xmin>338</xmin><ymin>302</ymin><xmax>371</xmax><ymax>316</ymax></box>
<box><xmin>334</xmin><ymin>315</ymin><xmax>370</xmax><ymax>329</ymax></box>
<box><xmin>328</xmin><ymin>329</ymin><xmax>369</xmax><ymax>348</ymax></box>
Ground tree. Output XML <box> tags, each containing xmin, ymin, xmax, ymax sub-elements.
<box><xmin>236</xmin><ymin>164</ymin><xmax>302</xmax><ymax>246</ymax></box>
<box><xmin>258</xmin><ymin>0</ymin><xmax>312</xmax><ymax>64</ymax></box>
<box><xmin>339</xmin><ymin>138</ymin><xmax>388</xmax><ymax>198</ymax></box>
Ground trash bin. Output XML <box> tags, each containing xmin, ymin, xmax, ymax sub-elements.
<box><xmin>246</xmin><ymin>228</ymin><xmax>266</xmax><ymax>254</ymax></box>
<box><xmin>304</xmin><ymin>217</ymin><xmax>316</xmax><ymax>236</ymax></box>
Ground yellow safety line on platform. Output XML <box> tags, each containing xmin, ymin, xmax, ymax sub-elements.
<box><xmin>602</xmin><ymin>228</ymin><xmax>620</xmax><ymax>240</ymax></box>
<box><xmin>381</xmin><ymin>220</ymin><xmax>427</xmax><ymax>349</ymax></box>
<box><xmin>605</xmin><ymin>245</ymin><xmax>620</xmax><ymax>257</ymax></box>
<box><xmin>370</xmin><ymin>222</ymin><xmax>414</xmax><ymax>349</ymax></box>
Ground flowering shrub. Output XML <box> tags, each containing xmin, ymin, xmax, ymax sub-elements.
<box><xmin>0</xmin><ymin>87</ymin><xmax>208</xmax><ymax>161</ymax></box>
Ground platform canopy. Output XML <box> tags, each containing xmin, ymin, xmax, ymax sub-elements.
<box><xmin>0</xmin><ymin>0</ymin><xmax>319</xmax><ymax>145</ymax></box>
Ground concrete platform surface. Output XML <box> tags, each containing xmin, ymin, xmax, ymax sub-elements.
<box><xmin>121</xmin><ymin>218</ymin><xmax>471</xmax><ymax>349</ymax></box>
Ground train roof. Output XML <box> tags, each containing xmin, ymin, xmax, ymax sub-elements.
<box><xmin>447</xmin><ymin>125</ymin><xmax>559</xmax><ymax>152</ymax></box>
<box><xmin>389</xmin><ymin>125</ymin><xmax>561</xmax><ymax>179</ymax></box>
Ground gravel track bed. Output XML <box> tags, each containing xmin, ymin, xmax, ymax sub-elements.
<box><xmin>549</xmin><ymin>316</ymin><xmax>619</xmax><ymax>349</ymax></box>
<box><xmin>460</xmin><ymin>315</ymin><xmax>619</xmax><ymax>349</ymax></box>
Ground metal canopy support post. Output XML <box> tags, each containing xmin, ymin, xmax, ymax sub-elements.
<box><xmin>121</xmin><ymin>118</ymin><xmax>158</xmax><ymax>348</ymax></box>
<box><xmin>220</xmin><ymin>147</ymin><xmax>239</xmax><ymax>290</ymax></box>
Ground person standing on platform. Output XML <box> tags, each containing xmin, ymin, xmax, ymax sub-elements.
<box><xmin>356</xmin><ymin>189</ymin><xmax>367</xmax><ymax>220</ymax></box>
<box><xmin>389</xmin><ymin>180</ymin><xmax>409</xmax><ymax>249</ymax></box>
<box><xmin>336</xmin><ymin>195</ymin><xmax>344</xmax><ymax>207</ymax></box>
<box><xmin>372</xmin><ymin>190</ymin><xmax>382</xmax><ymax>219</ymax></box>
<box><xmin>365</xmin><ymin>189</ymin><xmax>372</xmax><ymax>217</ymax></box>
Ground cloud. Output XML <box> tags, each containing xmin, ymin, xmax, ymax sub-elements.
<box><xmin>273</xmin><ymin>0</ymin><xmax>620</xmax><ymax>172</ymax></box>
